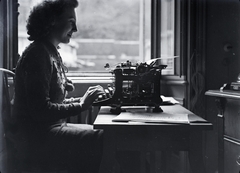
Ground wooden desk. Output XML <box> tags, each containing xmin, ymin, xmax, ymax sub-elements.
<box><xmin>206</xmin><ymin>90</ymin><xmax>240</xmax><ymax>173</ymax></box>
<box><xmin>94</xmin><ymin>105</ymin><xmax>212</xmax><ymax>173</ymax></box>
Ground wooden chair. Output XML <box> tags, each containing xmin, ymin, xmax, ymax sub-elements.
<box><xmin>0</xmin><ymin>68</ymin><xmax>68</xmax><ymax>173</ymax></box>
<box><xmin>0</xmin><ymin>68</ymin><xmax>16</xmax><ymax>172</ymax></box>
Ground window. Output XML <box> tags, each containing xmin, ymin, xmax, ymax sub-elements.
<box><xmin>2</xmin><ymin>0</ymin><xmax>18</xmax><ymax>70</ymax></box>
<box><xmin>18</xmin><ymin>0</ymin><xmax>178</xmax><ymax>76</ymax></box>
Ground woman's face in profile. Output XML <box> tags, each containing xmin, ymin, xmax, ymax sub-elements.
<box><xmin>52</xmin><ymin>7</ymin><xmax>78</xmax><ymax>44</ymax></box>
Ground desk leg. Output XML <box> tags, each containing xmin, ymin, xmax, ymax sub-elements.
<box><xmin>99</xmin><ymin>131</ymin><xmax>117</xmax><ymax>173</ymax></box>
<box><xmin>189</xmin><ymin>131</ymin><xmax>206</xmax><ymax>173</ymax></box>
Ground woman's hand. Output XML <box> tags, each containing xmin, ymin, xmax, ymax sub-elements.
<box><xmin>80</xmin><ymin>85</ymin><xmax>105</xmax><ymax>111</ymax></box>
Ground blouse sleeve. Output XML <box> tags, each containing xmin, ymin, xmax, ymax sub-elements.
<box><xmin>22</xmin><ymin>45</ymin><xmax>82</xmax><ymax>122</ymax></box>
<box><xmin>63</xmin><ymin>97</ymin><xmax>81</xmax><ymax>104</ymax></box>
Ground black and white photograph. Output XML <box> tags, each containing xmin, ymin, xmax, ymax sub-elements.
<box><xmin>0</xmin><ymin>0</ymin><xmax>238</xmax><ymax>173</ymax></box>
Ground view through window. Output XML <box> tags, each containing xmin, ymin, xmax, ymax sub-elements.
<box><xmin>18</xmin><ymin>0</ymin><xmax>175</xmax><ymax>74</ymax></box>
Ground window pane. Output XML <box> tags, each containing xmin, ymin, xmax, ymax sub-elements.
<box><xmin>160</xmin><ymin>0</ymin><xmax>175</xmax><ymax>75</ymax></box>
<box><xmin>18</xmin><ymin>0</ymin><xmax>151</xmax><ymax>73</ymax></box>
<box><xmin>18</xmin><ymin>0</ymin><xmax>43</xmax><ymax>57</ymax></box>
<box><xmin>18</xmin><ymin>0</ymin><xmax>176</xmax><ymax>75</ymax></box>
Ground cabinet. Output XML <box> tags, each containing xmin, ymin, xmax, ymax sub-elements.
<box><xmin>206</xmin><ymin>90</ymin><xmax>240</xmax><ymax>173</ymax></box>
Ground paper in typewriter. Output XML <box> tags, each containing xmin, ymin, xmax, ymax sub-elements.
<box><xmin>112</xmin><ymin>111</ymin><xmax>189</xmax><ymax>124</ymax></box>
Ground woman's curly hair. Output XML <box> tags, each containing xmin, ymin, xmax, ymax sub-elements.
<box><xmin>26</xmin><ymin>0</ymin><xmax>78</xmax><ymax>41</ymax></box>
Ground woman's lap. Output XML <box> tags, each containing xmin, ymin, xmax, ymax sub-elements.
<box><xmin>43</xmin><ymin>123</ymin><xmax>104</xmax><ymax>172</ymax></box>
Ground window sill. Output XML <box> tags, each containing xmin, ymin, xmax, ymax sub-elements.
<box><xmin>67</xmin><ymin>72</ymin><xmax>187</xmax><ymax>85</ymax></box>
<box><xmin>161</xmin><ymin>75</ymin><xmax>187</xmax><ymax>85</ymax></box>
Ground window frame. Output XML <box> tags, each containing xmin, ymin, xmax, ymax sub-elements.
<box><xmin>13</xmin><ymin>0</ymin><xmax>184</xmax><ymax>77</ymax></box>
<box><xmin>4</xmin><ymin>0</ymin><xmax>208</xmax><ymax>110</ymax></box>
<box><xmin>66</xmin><ymin>0</ymin><xmax>187</xmax><ymax>87</ymax></box>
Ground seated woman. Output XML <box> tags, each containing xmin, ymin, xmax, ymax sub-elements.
<box><xmin>13</xmin><ymin>0</ymin><xmax>105</xmax><ymax>172</ymax></box>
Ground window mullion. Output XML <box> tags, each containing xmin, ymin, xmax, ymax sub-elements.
<box><xmin>151</xmin><ymin>0</ymin><xmax>161</xmax><ymax>59</ymax></box>
<box><xmin>5</xmin><ymin>0</ymin><xmax>18</xmax><ymax>70</ymax></box>
<box><xmin>139</xmin><ymin>0</ymin><xmax>145</xmax><ymax>62</ymax></box>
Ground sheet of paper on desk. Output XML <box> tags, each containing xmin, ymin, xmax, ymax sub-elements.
<box><xmin>161</xmin><ymin>95</ymin><xmax>180</xmax><ymax>104</ymax></box>
<box><xmin>112</xmin><ymin>111</ymin><xmax>189</xmax><ymax>124</ymax></box>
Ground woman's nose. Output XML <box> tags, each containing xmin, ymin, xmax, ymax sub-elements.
<box><xmin>72</xmin><ymin>23</ymin><xmax>78</xmax><ymax>32</ymax></box>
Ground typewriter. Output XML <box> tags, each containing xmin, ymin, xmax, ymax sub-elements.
<box><xmin>93</xmin><ymin>60</ymin><xmax>167</xmax><ymax>114</ymax></box>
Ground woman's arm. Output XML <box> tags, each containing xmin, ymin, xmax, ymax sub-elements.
<box><xmin>22</xmin><ymin>45</ymin><xmax>82</xmax><ymax>122</ymax></box>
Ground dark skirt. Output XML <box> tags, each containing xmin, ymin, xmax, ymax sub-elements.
<box><xmin>17</xmin><ymin>123</ymin><xmax>103</xmax><ymax>173</ymax></box>
<box><xmin>47</xmin><ymin>123</ymin><xmax>103</xmax><ymax>173</ymax></box>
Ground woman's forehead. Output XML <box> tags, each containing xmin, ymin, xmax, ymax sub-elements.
<box><xmin>59</xmin><ymin>7</ymin><xmax>76</xmax><ymax>20</ymax></box>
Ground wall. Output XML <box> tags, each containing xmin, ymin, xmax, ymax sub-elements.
<box><xmin>205</xmin><ymin>0</ymin><xmax>240</xmax><ymax>173</ymax></box>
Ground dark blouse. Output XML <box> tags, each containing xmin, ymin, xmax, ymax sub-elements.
<box><xmin>13</xmin><ymin>40</ymin><xmax>82</xmax><ymax>130</ymax></box>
